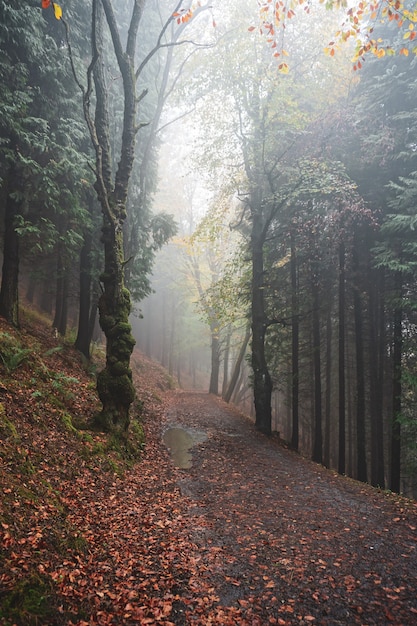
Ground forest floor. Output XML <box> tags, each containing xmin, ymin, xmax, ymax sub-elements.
<box><xmin>1</xmin><ymin>310</ymin><xmax>417</xmax><ymax>625</ymax></box>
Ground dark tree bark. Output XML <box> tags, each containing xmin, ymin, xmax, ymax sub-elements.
<box><xmin>0</xmin><ymin>166</ymin><xmax>20</xmax><ymax>327</ymax></box>
<box><xmin>26</xmin><ymin>275</ymin><xmax>36</xmax><ymax>304</ymax></box>
<box><xmin>209</xmin><ymin>328</ymin><xmax>220</xmax><ymax>395</ymax></box>
<box><xmin>80</xmin><ymin>0</ymin><xmax>145</xmax><ymax>434</ymax></box>
<box><xmin>369</xmin><ymin>268</ymin><xmax>385</xmax><ymax>488</ymax></box>
<box><xmin>75</xmin><ymin>230</ymin><xmax>93</xmax><ymax>358</ymax></box>
<box><xmin>224</xmin><ymin>325</ymin><xmax>251</xmax><ymax>404</ymax></box>
<box><xmin>161</xmin><ymin>293</ymin><xmax>168</xmax><ymax>368</ymax></box>
<box><xmin>354</xmin><ymin>286</ymin><xmax>367</xmax><ymax>482</ymax></box>
<box><xmin>168</xmin><ymin>298</ymin><xmax>176</xmax><ymax>378</ymax></box>
<box><xmin>353</xmin><ymin>236</ymin><xmax>367</xmax><ymax>482</ymax></box>
<box><xmin>221</xmin><ymin>327</ymin><xmax>231</xmax><ymax>398</ymax></box>
<box><xmin>188</xmin><ymin>253</ymin><xmax>221</xmax><ymax>396</ymax></box>
<box><xmin>251</xmin><ymin>216</ymin><xmax>272</xmax><ymax>435</ymax></box>
<box><xmin>290</xmin><ymin>232</ymin><xmax>299</xmax><ymax>451</ymax></box>
<box><xmin>324</xmin><ymin>303</ymin><xmax>333</xmax><ymax>469</ymax></box>
<box><xmin>53</xmin><ymin>244</ymin><xmax>69</xmax><ymax>336</ymax></box>
<box><xmin>338</xmin><ymin>242</ymin><xmax>346</xmax><ymax>475</ymax></box>
<box><xmin>311</xmin><ymin>261</ymin><xmax>322</xmax><ymax>464</ymax></box>
<box><xmin>391</xmin><ymin>271</ymin><xmax>402</xmax><ymax>493</ymax></box>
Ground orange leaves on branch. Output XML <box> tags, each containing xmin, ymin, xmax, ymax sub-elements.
<box><xmin>256</xmin><ymin>0</ymin><xmax>417</xmax><ymax>71</ymax></box>
<box><xmin>173</xmin><ymin>1</ymin><xmax>207</xmax><ymax>26</ymax></box>
<box><xmin>174</xmin><ymin>9</ymin><xmax>193</xmax><ymax>24</ymax></box>
<box><xmin>41</xmin><ymin>0</ymin><xmax>62</xmax><ymax>20</ymax></box>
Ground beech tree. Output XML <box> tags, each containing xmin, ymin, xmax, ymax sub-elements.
<box><xmin>42</xmin><ymin>0</ymin><xmax>206</xmax><ymax>434</ymax></box>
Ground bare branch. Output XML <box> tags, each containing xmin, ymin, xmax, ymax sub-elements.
<box><xmin>136</xmin><ymin>2</ymin><xmax>212</xmax><ymax>80</ymax></box>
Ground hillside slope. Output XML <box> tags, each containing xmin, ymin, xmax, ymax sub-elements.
<box><xmin>0</xmin><ymin>309</ymin><xmax>174</xmax><ymax>625</ymax></box>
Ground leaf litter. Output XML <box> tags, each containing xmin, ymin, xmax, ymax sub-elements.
<box><xmin>1</xmin><ymin>313</ymin><xmax>417</xmax><ymax>625</ymax></box>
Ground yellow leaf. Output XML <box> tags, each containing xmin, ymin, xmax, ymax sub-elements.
<box><xmin>278</xmin><ymin>62</ymin><xmax>289</xmax><ymax>74</ymax></box>
<box><xmin>53</xmin><ymin>2</ymin><xmax>62</xmax><ymax>19</ymax></box>
<box><xmin>400</xmin><ymin>47</ymin><xmax>409</xmax><ymax>55</ymax></box>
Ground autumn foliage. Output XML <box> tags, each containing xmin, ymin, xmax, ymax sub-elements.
<box><xmin>1</xmin><ymin>311</ymin><xmax>417</xmax><ymax>624</ymax></box>
<box><xmin>41</xmin><ymin>0</ymin><xmax>62</xmax><ymax>20</ymax></box>
<box><xmin>254</xmin><ymin>0</ymin><xmax>417</xmax><ymax>71</ymax></box>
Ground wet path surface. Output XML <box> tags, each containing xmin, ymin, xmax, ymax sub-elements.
<box><xmin>162</xmin><ymin>391</ymin><xmax>417</xmax><ymax>625</ymax></box>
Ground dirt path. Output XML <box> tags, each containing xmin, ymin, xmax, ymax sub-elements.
<box><xmin>161</xmin><ymin>390</ymin><xmax>417</xmax><ymax>625</ymax></box>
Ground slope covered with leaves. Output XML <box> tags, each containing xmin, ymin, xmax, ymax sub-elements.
<box><xmin>0</xmin><ymin>309</ymin><xmax>175</xmax><ymax>624</ymax></box>
<box><xmin>1</xmin><ymin>310</ymin><xmax>417</xmax><ymax>625</ymax></box>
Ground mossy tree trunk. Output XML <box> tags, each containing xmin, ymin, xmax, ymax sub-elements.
<box><xmin>64</xmin><ymin>0</ymin><xmax>198</xmax><ymax>433</ymax></box>
<box><xmin>66</xmin><ymin>0</ymin><xmax>146</xmax><ymax>434</ymax></box>
<box><xmin>91</xmin><ymin>0</ymin><xmax>144</xmax><ymax>434</ymax></box>
<box><xmin>96</xmin><ymin>218</ymin><xmax>136</xmax><ymax>433</ymax></box>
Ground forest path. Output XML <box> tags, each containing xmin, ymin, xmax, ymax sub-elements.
<box><xmin>161</xmin><ymin>390</ymin><xmax>417</xmax><ymax>625</ymax></box>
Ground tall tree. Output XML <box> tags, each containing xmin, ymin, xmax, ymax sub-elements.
<box><xmin>48</xmin><ymin>0</ymin><xmax>203</xmax><ymax>432</ymax></box>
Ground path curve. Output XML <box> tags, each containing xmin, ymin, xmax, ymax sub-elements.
<box><xmin>162</xmin><ymin>390</ymin><xmax>417</xmax><ymax>625</ymax></box>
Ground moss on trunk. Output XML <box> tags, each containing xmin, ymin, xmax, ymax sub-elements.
<box><xmin>94</xmin><ymin>224</ymin><xmax>136</xmax><ymax>435</ymax></box>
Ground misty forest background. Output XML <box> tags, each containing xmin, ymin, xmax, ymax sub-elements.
<box><xmin>1</xmin><ymin>0</ymin><xmax>417</xmax><ymax>497</ymax></box>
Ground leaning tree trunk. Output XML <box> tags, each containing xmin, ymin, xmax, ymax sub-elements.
<box><xmin>224</xmin><ymin>325</ymin><xmax>251</xmax><ymax>404</ymax></box>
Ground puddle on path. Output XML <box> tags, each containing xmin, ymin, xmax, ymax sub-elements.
<box><xmin>163</xmin><ymin>426</ymin><xmax>207</xmax><ymax>469</ymax></box>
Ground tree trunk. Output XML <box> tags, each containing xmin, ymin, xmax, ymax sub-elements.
<box><xmin>224</xmin><ymin>325</ymin><xmax>251</xmax><ymax>404</ymax></box>
<box><xmin>311</xmin><ymin>263</ymin><xmax>322</xmax><ymax>464</ymax></box>
<box><xmin>161</xmin><ymin>293</ymin><xmax>168</xmax><ymax>368</ymax></box>
<box><xmin>88</xmin><ymin>290</ymin><xmax>99</xmax><ymax>346</ymax></box>
<box><xmin>0</xmin><ymin>167</ymin><xmax>20</xmax><ymax>327</ymax></box>
<box><xmin>221</xmin><ymin>326</ymin><xmax>231</xmax><ymax>397</ymax></box>
<box><xmin>338</xmin><ymin>242</ymin><xmax>346</xmax><ymax>475</ymax></box>
<box><xmin>75</xmin><ymin>230</ymin><xmax>93</xmax><ymax>359</ymax></box>
<box><xmin>369</xmin><ymin>268</ymin><xmax>385</xmax><ymax>488</ymax></box>
<box><xmin>290</xmin><ymin>232</ymin><xmax>299</xmax><ymax>451</ymax></box>
<box><xmin>26</xmin><ymin>274</ymin><xmax>36</xmax><ymax>304</ymax></box>
<box><xmin>53</xmin><ymin>244</ymin><xmax>69</xmax><ymax>336</ymax></box>
<box><xmin>391</xmin><ymin>271</ymin><xmax>402</xmax><ymax>493</ymax></box>
<box><xmin>353</xmin><ymin>238</ymin><xmax>367</xmax><ymax>482</ymax></box>
<box><xmin>168</xmin><ymin>298</ymin><xmax>176</xmax><ymax>377</ymax></box>
<box><xmin>209</xmin><ymin>327</ymin><xmax>220</xmax><ymax>395</ymax></box>
<box><xmin>96</xmin><ymin>221</ymin><xmax>136</xmax><ymax>433</ymax></box>
<box><xmin>89</xmin><ymin>0</ymin><xmax>142</xmax><ymax>434</ymax></box>
<box><xmin>324</xmin><ymin>303</ymin><xmax>332</xmax><ymax>469</ymax></box>
<box><xmin>251</xmin><ymin>223</ymin><xmax>272</xmax><ymax>435</ymax></box>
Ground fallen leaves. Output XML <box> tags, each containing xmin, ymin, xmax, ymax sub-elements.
<box><xmin>1</xmin><ymin>314</ymin><xmax>417</xmax><ymax>624</ymax></box>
